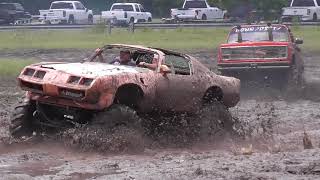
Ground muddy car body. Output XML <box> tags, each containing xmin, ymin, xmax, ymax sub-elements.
<box><xmin>12</xmin><ymin>44</ymin><xmax>240</xmax><ymax>138</ymax></box>
<box><xmin>217</xmin><ymin>24</ymin><xmax>304</xmax><ymax>87</ymax></box>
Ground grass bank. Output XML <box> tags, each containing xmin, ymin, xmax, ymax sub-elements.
<box><xmin>0</xmin><ymin>59</ymin><xmax>35</xmax><ymax>76</ymax></box>
<box><xmin>0</xmin><ymin>26</ymin><xmax>319</xmax><ymax>51</ymax></box>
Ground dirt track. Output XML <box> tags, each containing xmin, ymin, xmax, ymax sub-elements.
<box><xmin>0</xmin><ymin>50</ymin><xmax>320</xmax><ymax>179</ymax></box>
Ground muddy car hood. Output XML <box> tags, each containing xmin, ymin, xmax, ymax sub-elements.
<box><xmin>39</xmin><ymin>62</ymin><xmax>152</xmax><ymax>78</ymax></box>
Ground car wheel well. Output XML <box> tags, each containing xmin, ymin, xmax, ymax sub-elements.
<box><xmin>202</xmin><ymin>86</ymin><xmax>223</xmax><ymax>104</ymax></box>
<box><xmin>114</xmin><ymin>84</ymin><xmax>144</xmax><ymax>109</ymax></box>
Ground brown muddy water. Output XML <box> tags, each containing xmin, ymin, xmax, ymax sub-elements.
<box><xmin>0</xmin><ymin>49</ymin><xmax>319</xmax><ymax>180</ymax></box>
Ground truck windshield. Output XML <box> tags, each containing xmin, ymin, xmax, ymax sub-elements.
<box><xmin>184</xmin><ymin>1</ymin><xmax>207</xmax><ymax>8</ymax></box>
<box><xmin>111</xmin><ymin>5</ymin><xmax>134</xmax><ymax>11</ymax></box>
<box><xmin>292</xmin><ymin>0</ymin><xmax>315</xmax><ymax>6</ymax></box>
<box><xmin>51</xmin><ymin>2</ymin><xmax>74</xmax><ymax>9</ymax></box>
<box><xmin>228</xmin><ymin>26</ymin><xmax>289</xmax><ymax>43</ymax></box>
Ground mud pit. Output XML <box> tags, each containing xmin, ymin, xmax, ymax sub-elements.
<box><xmin>0</xmin><ymin>50</ymin><xmax>320</xmax><ymax>179</ymax></box>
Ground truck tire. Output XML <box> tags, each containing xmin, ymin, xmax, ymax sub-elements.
<box><xmin>287</xmin><ymin>64</ymin><xmax>305</xmax><ymax>93</ymax></box>
<box><xmin>88</xmin><ymin>14</ymin><xmax>93</xmax><ymax>24</ymax></box>
<box><xmin>9</xmin><ymin>100</ymin><xmax>36</xmax><ymax>138</ymax></box>
<box><xmin>68</xmin><ymin>15</ymin><xmax>75</xmax><ymax>24</ymax></box>
<box><xmin>129</xmin><ymin>17</ymin><xmax>135</xmax><ymax>23</ymax></box>
<box><xmin>201</xmin><ymin>14</ymin><xmax>207</xmax><ymax>20</ymax></box>
<box><xmin>197</xmin><ymin>101</ymin><xmax>236</xmax><ymax>141</ymax></box>
<box><xmin>313</xmin><ymin>13</ymin><xmax>317</xmax><ymax>21</ymax></box>
<box><xmin>147</xmin><ymin>17</ymin><xmax>152</xmax><ymax>22</ymax></box>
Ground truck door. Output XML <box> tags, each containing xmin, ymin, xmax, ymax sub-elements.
<box><xmin>74</xmin><ymin>2</ymin><xmax>87</xmax><ymax>23</ymax></box>
<box><xmin>139</xmin><ymin>4</ymin><xmax>147</xmax><ymax>21</ymax></box>
<box><xmin>134</xmin><ymin>4</ymin><xmax>141</xmax><ymax>22</ymax></box>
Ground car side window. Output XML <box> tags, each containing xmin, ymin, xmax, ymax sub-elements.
<box><xmin>164</xmin><ymin>55</ymin><xmax>191</xmax><ymax>75</ymax></box>
<box><xmin>139</xmin><ymin>5</ymin><xmax>146</xmax><ymax>12</ymax></box>
<box><xmin>135</xmin><ymin>4</ymin><xmax>140</xmax><ymax>12</ymax></box>
<box><xmin>75</xmin><ymin>2</ymin><xmax>85</xmax><ymax>10</ymax></box>
<box><xmin>317</xmin><ymin>0</ymin><xmax>320</xmax><ymax>6</ymax></box>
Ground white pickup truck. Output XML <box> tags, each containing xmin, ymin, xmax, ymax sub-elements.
<box><xmin>171</xmin><ymin>0</ymin><xmax>226</xmax><ymax>21</ymax></box>
<box><xmin>39</xmin><ymin>1</ymin><xmax>93</xmax><ymax>24</ymax></box>
<box><xmin>282</xmin><ymin>0</ymin><xmax>320</xmax><ymax>21</ymax></box>
<box><xmin>101</xmin><ymin>3</ymin><xmax>152</xmax><ymax>25</ymax></box>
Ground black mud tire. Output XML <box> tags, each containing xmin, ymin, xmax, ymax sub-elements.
<box><xmin>201</xmin><ymin>14</ymin><xmax>207</xmax><ymax>20</ymax></box>
<box><xmin>86</xmin><ymin>105</ymin><xmax>145</xmax><ymax>153</ymax></box>
<box><xmin>147</xmin><ymin>17</ymin><xmax>152</xmax><ymax>22</ymax></box>
<box><xmin>88</xmin><ymin>14</ymin><xmax>93</xmax><ymax>24</ymax></box>
<box><xmin>68</xmin><ymin>15</ymin><xmax>75</xmax><ymax>24</ymax></box>
<box><xmin>197</xmin><ymin>101</ymin><xmax>241</xmax><ymax>142</ymax></box>
<box><xmin>9</xmin><ymin>100</ymin><xmax>36</xmax><ymax>138</ymax></box>
<box><xmin>313</xmin><ymin>13</ymin><xmax>318</xmax><ymax>22</ymax></box>
<box><xmin>129</xmin><ymin>17</ymin><xmax>135</xmax><ymax>24</ymax></box>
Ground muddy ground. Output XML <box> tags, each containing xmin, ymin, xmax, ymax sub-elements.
<box><xmin>0</xmin><ymin>49</ymin><xmax>320</xmax><ymax>180</ymax></box>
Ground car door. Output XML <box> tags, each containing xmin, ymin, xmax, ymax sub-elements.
<box><xmin>155</xmin><ymin>55</ymin><xmax>201</xmax><ymax>112</ymax></box>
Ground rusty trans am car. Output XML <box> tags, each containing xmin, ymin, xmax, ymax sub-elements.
<box><xmin>10</xmin><ymin>44</ymin><xmax>240</xmax><ymax>139</ymax></box>
<box><xmin>218</xmin><ymin>24</ymin><xmax>304</xmax><ymax>89</ymax></box>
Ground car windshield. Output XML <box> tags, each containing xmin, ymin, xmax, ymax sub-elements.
<box><xmin>51</xmin><ymin>2</ymin><xmax>74</xmax><ymax>9</ymax></box>
<box><xmin>184</xmin><ymin>1</ymin><xmax>207</xmax><ymax>8</ymax></box>
<box><xmin>228</xmin><ymin>26</ymin><xmax>289</xmax><ymax>43</ymax></box>
<box><xmin>111</xmin><ymin>5</ymin><xmax>134</xmax><ymax>11</ymax></box>
<box><xmin>0</xmin><ymin>4</ymin><xmax>15</xmax><ymax>10</ymax></box>
<box><xmin>292</xmin><ymin>0</ymin><xmax>315</xmax><ymax>6</ymax></box>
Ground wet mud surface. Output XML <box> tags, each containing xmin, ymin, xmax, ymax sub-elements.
<box><xmin>0</xmin><ymin>49</ymin><xmax>320</xmax><ymax>179</ymax></box>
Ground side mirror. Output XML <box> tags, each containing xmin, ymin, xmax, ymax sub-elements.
<box><xmin>295</xmin><ymin>38</ymin><xmax>303</xmax><ymax>44</ymax></box>
<box><xmin>86</xmin><ymin>8</ymin><xmax>88</xmax><ymax>12</ymax></box>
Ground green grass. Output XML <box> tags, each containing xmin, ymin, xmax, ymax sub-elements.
<box><xmin>0</xmin><ymin>26</ymin><xmax>319</xmax><ymax>52</ymax></box>
<box><xmin>0</xmin><ymin>28</ymin><xmax>228</xmax><ymax>51</ymax></box>
<box><xmin>0</xmin><ymin>59</ymin><xmax>35</xmax><ymax>76</ymax></box>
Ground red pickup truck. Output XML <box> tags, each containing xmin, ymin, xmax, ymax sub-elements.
<box><xmin>217</xmin><ymin>24</ymin><xmax>304</xmax><ymax>89</ymax></box>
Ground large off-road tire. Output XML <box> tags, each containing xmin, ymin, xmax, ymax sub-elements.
<box><xmin>286</xmin><ymin>64</ymin><xmax>305</xmax><ymax>94</ymax></box>
<box><xmin>69</xmin><ymin>105</ymin><xmax>145</xmax><ymax>153</ymax></box>
<box><xmin>9</xmin><ymin>100</ymin><xmax>36</xmax><ymax>138</ymax></box>
<box><xmin>68</xmin><ymin>15</ymin><xmax>75</xmax><ymax>24</ymax></box>
<box><xmin>197</xmin><ymin>101</ymin><xmax>235</xmax><ymax>141</ymax></box>
<box><xmin>147</xmin><ymin>17</ymin><xmax>152</xmax><ymax>22</ymax></box>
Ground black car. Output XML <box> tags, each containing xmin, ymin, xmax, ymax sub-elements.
<box><xmin>0</xmin><ymin>3</ymin><xmax>31</xmax><ymax>25</ymax></box>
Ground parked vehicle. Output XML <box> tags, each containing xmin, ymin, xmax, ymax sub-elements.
<box><xmin>282</xmin><ymin>0</ymin><xmax>320</xmax><ymax>21</ymax></box>
<box><xmin>39</xmin><ymin>1</ymin><xmax>93</xmax><ymax>24</ymax></box>
<box><xmin>217</xmin><ymin>24</ymin><xmax>304</xmax><ymax>89</ymax></box>
<box><xmin>0</xmin><ymin>3</ymin><xmax>31</xmax><ymax>25</ymax></box>
<box><xmin>170</xmin><ymin>0</ymin><xmax>226</xmax><ymax>21</ymax></box>
<box><xmin>10</xmin><ymin>44</ymin><xmax>240</xmax><ymax>143</ymax></box>
<box><xmin>101</xmin><ymin>3</ymin><xmax>152</xmax><ymax>25</ymax></box>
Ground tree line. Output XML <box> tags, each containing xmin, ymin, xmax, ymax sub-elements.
<box><xmin>1</xmin><ymin>0</ymin><xmax>289</xmax><ymax>18</ymax></box>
